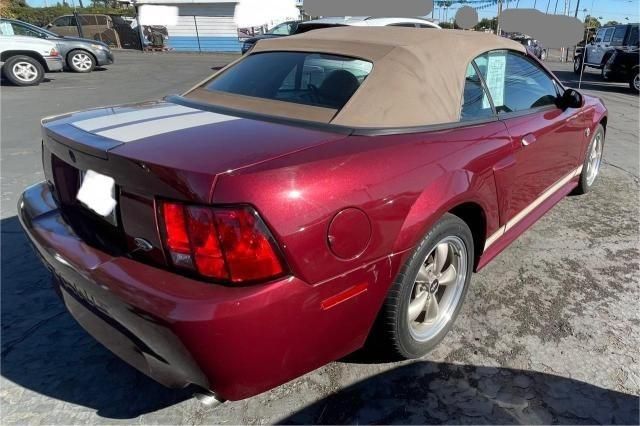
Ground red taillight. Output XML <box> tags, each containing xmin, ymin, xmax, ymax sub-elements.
<box><xmin>160</xmin><ymin>202</ymin><xmax>285</xmax><ymax>284</ymax></box>
<box><xmin>49</xmin><ymin>48</ymin><xmax>59</xmax><ymax>57</ymax></box>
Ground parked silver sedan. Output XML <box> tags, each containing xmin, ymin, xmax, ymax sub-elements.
<box><xmin>0</xmin><ymin>18</ymin><xmax>113</xmax><ymax>72</ymax></box>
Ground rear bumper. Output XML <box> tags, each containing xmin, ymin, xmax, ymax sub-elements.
<box><xmin>18</xmin><ymin>181</ymin><xmax>396</xmax><ymax>400</ymax></box>
<box><xmin>45</xmin><ymin>56</ymin><xmax>64</xmax><ymax>72</ymax></box>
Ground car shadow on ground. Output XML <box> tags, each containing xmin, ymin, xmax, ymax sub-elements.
<box><xmin>554</xmin><ymin>69</ymin><xmax>635</xmax><ymax>95</ymax></box>
<box><xmin>2</xmin><ymin>215</ymin><xmax>639</xmax><ymax>423</ymax></box>
<box><xmin>0</xmin><ymin>215</ymin><xmax>193</xmax><ymax>419</ymax></box>
<box><xmin>280</xmin><ymin>361</ymin><xmax>639</xmax><ymax>425</ymax></box>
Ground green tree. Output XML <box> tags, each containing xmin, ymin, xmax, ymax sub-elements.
<box><xmin>584</xmin><ymin>15</ymin><xmax>601</xmax><ymax>30</ymax></box>
<box><xmin>474</xmin><ymin>17</ymin><xmax>497</xmax><ymax>32</ymax></box>
<box><xmin>604</xmin><ymin>20</ymin><xmax>619</xmax><ymax>26</ymax></box>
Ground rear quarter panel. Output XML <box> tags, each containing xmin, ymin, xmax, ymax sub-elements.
<box><xmin>212</xmin><ymin>120</ymin><xmax>513</xmax><ymax>286</ymax></box>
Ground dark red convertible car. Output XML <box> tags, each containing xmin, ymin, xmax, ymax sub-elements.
<box><xmin>19</xmin><ymin>27</ymin><xmax>607</xmax><ymax>403</ymax></box>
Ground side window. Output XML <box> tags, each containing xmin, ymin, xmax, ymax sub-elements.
<box><xmin>474</xmin><ymin>51</ymin><xmax>559</xmax><ymax>114</ymax></box>
<box><xmin>603</xmin><ymin>28</ymin><xmax>614</xmax><ymax>43</ymax></box>
<box><xmin>611</xmin><ymin>26</ymin><xmax>627</xmax><ymax>46</ymax></box>
<box><xmin>96</xmin><ymin>16</ymin><xmax>109</xmax><ymax>26</ymax></box>
<box><xmin>460</xmin><ymin>63</ymin><xmax>494</xmax><ymax>121</ymax></box>
<box><xmin>11</xmin><ymin>23</ymin><xmax>42</xmax><ymax>37</ymax></box>
<box><xmin>270</xmin><ymin>23</ymin><xmax>291</xmax><ymax>35</ymax></box>
<box><xmin>0</xmin><ymin>21</ymin><xmax>14</xmax><ymax>35</ymax></box>
<box><xmin>628</xmin><ymin>25</ymin><xmax>639</xmax><ymax>47</ymax></box>
<box><xmin>52</xmin><ymin>16</ymin><xmax>71</xmax><ymax>27</ymax></box>
<box><xmin>417</xmin><ymin>24</ymin><xmax>436</xmax><ymax>28</ymax></box>
<box><xmin>594</xmin><ymin>29</ymin><xmax>604</xmax><ymax>43</ymax></box>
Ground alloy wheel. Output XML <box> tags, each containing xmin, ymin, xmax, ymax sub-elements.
<box><xmin>12</xmin><ymin>61</ymin><xmax>39</xmax><ymax>83</ymax></box>
<box><xmin>634</xmin><ymin>74</ymin><xmax>640</xmax><ymax>92</ymax></box>
<box><xmin>407</xmin><ymin>236</ymin><xmax>467</xmax><ymax>343</ymax></box>
<box><xmin>72</xmin><ymin>53</ymin><xmax>93</xmax><ymax>71</ymax></box>
<box><xmin>586</xmin><ymin>131</ymin><xmax>603</xmax><ymax>186</ymax></box>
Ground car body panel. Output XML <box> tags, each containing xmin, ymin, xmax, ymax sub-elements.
<box><xmin>0</xmin><ymin>34</ymin><xmax>63</xmax><ymax>71</ymax></box>
<box><xmin>1</xmin><ymin>19</ymin><xmax>114</xmax><ymax>67</ymax></box>
<box><xmin>603</xmin><ymin>48</ymin><xmax>640</xmax><ymax>82</ymax></box>
<box><xmin>19</xmin><ymin>181</ymin><xmax>405</xmax><ymax>400</ymax></box>
<box><xmin>19</xmin><ymin>41</ymin><xmax>608</xmax><ymax>402</ymax></box>
<box><xmin>581</xmin><ymin>23</ymin><xmax>639</xmax><ymax>68</ymax></box>
<box><xmin>241</xmin><ymin>16</ymin><xmax>440</xmax><ymax>53</ymax></box>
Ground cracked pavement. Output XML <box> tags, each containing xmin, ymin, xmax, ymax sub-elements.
<box><xmin>1</xmin><ymin>53</ymin><xmax>638</xmax><ymax>424</ymax></box>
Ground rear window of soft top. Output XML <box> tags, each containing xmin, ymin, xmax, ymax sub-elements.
<box><xmin>202</xmin><ymin>51</ymin><xmax>373</xmax><ymax>110</ymax></box>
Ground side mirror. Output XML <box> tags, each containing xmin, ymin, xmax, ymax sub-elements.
<box><xmin>559</xmin><ymin>88</ymin><xmax>584</xmax><ymax>109</ymax></box>
<box><xmin>46</xmin><ymin>24</ymin><xmax>53</xmax><ymax>29</ymax></box>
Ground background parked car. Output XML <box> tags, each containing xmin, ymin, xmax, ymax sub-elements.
<box><xmin>574</xmin><ymin>23</ymin><xmax>639</xmax><ymax>74</ymax></box>
<box><xmin>1</xmin><ymin>18</ymin><xmax>113</xmax><ymax>73</ymax></box>
<box><xmin>602</xmin><ymin>47</ymin><xmax>640</xmax><ymax>93</ymax></box>
<box><xmin>242</xmin><ymin>16</ymin><xmax>441</xmax><ymax>54</ymax></box>
<box><xmin>0</xmin><ymin>34</ymin><xmax>62</xmax><ymax>86</ymax></box>
<box><xmin>511</xmin><ymin>34</ymin><xmax>547</xmax><ymax>60</ymax></box>
<box><xmin>45</xmin><ymin>14</ymin><xmax>121</xmax><ymax>48</ymax></box>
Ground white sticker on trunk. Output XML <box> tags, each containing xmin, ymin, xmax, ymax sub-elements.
<box><xmin>76</xmin><ymin>170</ymin><xmax>117</xmax><ymax>217</ymax></box>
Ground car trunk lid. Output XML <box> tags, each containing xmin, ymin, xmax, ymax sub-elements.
<box><xmin>42</xmin><ymin>99</ymin><xmax>347</xmax><ymax>270</ymax></box>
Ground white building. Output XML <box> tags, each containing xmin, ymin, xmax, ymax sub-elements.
<box><xmin>133</xmin><ymin>0</ymin><xmax>299</xmax><ymax>52</ymax></box>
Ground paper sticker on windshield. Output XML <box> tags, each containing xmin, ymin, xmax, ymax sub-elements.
<box><xmin>483</xmin><ymin>53</ymin><xmax>506</xmax><ymax>110</ymax></box>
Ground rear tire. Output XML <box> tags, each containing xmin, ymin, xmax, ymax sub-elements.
<box><xmin>630</xmin><ymin>70</ymin><xmax>639</xmax><ymax>94</ymax></box>
<box><xmin>573</xmin><ymin>55</ymin><xmax>583</xmax><ymax>74</ymax></box>
<box><xmin>1</xmin><ymin>55</ymin><xmax>45</xmax><ymax>86</ymax></box>
<box><xmin>374</xmin><ymin>213</ymin><xmax>474</xmax><ymax>359</ymax></box>
<box><xmin>573</xmin><ymin>124</ymin><xmax>605</xmax><ymax>195</ymax></box>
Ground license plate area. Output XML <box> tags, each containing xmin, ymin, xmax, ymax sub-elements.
<box><xmin>77</xmin><ymin>169</ymin><xmax>119</xmax><ymax>226</ymax></box>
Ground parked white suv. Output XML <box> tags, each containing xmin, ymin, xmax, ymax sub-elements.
<box><xmin>0</xmin><ymin>35</ymin><xmax>63</xmax><ymax>86</ymax></box>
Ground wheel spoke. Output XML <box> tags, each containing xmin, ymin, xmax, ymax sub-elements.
<box><xmin>434</xmin><ymin>243</ymin><xmax>448</xmax><ymax>273</ymax></box>
<box><xmin>416</xmin><ymin>264</ymin><xmax>430</xmax><ymax>283</ymax></box>
<box><xmin>424</xmin><ymin>295</ymin><xmax>439</xmax><ymax>323</ymax></box>
<box><xmin>439</xmin><ymin>264</ymin><xmax>457</xmax><ymax>286</ymax></box>
<box><xmin>408</xmin><ymin>291</ymin><xmax>429</xmax><ymax>322</ymax></box>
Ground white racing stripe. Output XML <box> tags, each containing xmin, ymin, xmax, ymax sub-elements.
<box><xmin>73</xmin><ymin>105</ymin><xmax>199</xmax><ymax>132</ymax></box>
<box><xmin>96</xmin><ymin>111</ymin><xmax>241</xmax><ymax>142</ymax></box>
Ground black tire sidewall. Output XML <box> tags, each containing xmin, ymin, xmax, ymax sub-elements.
<box><xmin>68</xmin><ymin>50</ymin><xmax>95</xmax><ymax>73</ymax></box>
<box><xmin>576</xmin><ymin>124</ymin><xmax>605</xmax><ymax>194</ymax></box>
<box><xmin>630</xmin><ymin>72</ymin><xmax>639</xmax><ymax>94</ymax></box>
<box><xmin>2</xmin><ymin>56</ymin><xmax>44</xmax><ymax>86</ymax></box>
<box><xmin>574</xmin><ymin>56</ymin><xmax>583</xmax><ymax>74</ymax></box>
<box><xmin>391</xmin><ymin>214</ymin><xmax>474</xmax><ymax>358</ymax></box>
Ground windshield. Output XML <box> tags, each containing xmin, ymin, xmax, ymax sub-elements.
<box><xmin>202</xmin><ymin>51</ymin><xmax>373</xmax><ymax>110</ymax></box>
<box><xmin>267</xmin><ymin>22</ymin><xmax>295</xmax><ymax>35</ymax></box>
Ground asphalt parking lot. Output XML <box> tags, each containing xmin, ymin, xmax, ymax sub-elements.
<box><xmin>1</xmin><ymin>50</ymin><xmax>639</xmax><ymax>424</ymax></box>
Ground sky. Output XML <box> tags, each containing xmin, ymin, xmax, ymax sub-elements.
<box><xmin>25</xmin><ymin>0</ymin><xmax>640</xmax><ymax>25</ymax></box>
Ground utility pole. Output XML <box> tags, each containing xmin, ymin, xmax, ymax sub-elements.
<box><xmin>496</xmin><ymin>0</ymin><xmax>503</xmax><ymax>35</ymax></box>
<box><xmin>573</xmin><ymin>0</ymin><xmax>581</xmax><ymax>17</ymax></box>
<box><xmin>561</xmin><ymin>0</ymin><xmax>570</xmax><ymax>61</ymax></box>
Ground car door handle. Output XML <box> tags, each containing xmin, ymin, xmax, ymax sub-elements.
<box><xmin>521</xmin><ymin>134</ymin><xmax>537</xmax><ymax>147</ymax></box>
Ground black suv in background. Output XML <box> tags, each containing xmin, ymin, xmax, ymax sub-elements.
<box><xmin>603</xmin><ymin>48</ymin><xmax>640</xmax><ymax>93</ymax></box>
<box><xmin>574</xmin><ymin>23</ymin><xmax>639</xmax><ymax>74</ymax></box>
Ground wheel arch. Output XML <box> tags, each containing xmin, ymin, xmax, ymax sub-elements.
<box><xmin>0</xmin><ymin>51</ymin><xmax>47</xmax><ymax>70</ymax></box>
<box><xmin>392</xmin><ymin>169</ymin><xmax>499</xmax><ymax>270</ymax></box>
<box><xmin>448</xmin><ymin>202</ymin><xmax>487</xmax><ymax>269</ymax></box>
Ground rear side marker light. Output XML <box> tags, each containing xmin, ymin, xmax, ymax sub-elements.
<box><xmin>160</xmin><ymin>202</ymin><xmax>285</xmax><ymax>284</ymax></box>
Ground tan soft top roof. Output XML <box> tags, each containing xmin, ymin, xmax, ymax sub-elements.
<box><xmin>187</xmin><ymin>27</ymin><xmax>526</xmax><ymax>129</ymax></box>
